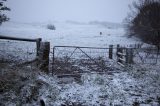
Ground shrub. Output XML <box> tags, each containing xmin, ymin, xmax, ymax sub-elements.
<box><xmin>125</xmin><ymin>0</ymin><xmax>160</xmax><ymax>49</ymax></box>
<box><xmin>47</xmin><ymin>24</ymin><xmax>56</xmax><ymax>30</ymax></box>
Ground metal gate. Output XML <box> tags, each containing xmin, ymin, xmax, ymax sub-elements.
<box><xmin>51</xmin><ymin>46</ymin><xmax>117</xmax><ymax>76</ymax></box>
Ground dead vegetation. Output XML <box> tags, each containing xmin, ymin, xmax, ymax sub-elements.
<box><xmin>0</xmin><ymin>63</ymin><xmax>46</xmax><ymax>105</ymax></box>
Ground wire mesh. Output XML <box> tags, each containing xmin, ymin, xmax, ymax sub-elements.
<box><xmin>133</xmin><ymin>47</ymin><xmax>160</xmax><ymax>65</ymax></box>
<box><xmin>0</xmin><ymin>39</ymin><xmax>37</xmax><ymax>64</ymax></box>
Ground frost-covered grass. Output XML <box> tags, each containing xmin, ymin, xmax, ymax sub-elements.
<box><xmin>36</xmin><ymin>67</ymin><xmax>160</xmax><ymax>106</ymax></box>
<box><xmin>0</xmin><ymin>38</ymin><xmax>37</xmax><ymax>63</ymax></box>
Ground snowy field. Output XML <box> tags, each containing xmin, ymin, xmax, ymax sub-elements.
<box><xmin>0</xmin><ymin>21</ymin><xmax>140</xmax><ymax>48</ymax></box>
<box><xmin>0</xmin><ymin>21</ymin><xmax>160</xmax><ymax>106</ymax></box>
<box><xmin>0</xmin><ymin>21</ymin><xmax>141</xmax><ymax>63</ymax></box>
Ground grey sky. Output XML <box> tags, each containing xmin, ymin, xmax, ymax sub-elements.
<box><xmin>7</xmin><ymin>0</ymin><xmax>135</xmax><ymax>23</ymax></box>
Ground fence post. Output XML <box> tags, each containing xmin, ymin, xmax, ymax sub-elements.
<box><xmin>109</xmin><ymin>45</ymin><xmax>113</xmax><ymax>59</ymax></box>
<box><xmin>126</xmin><ymin>48</ymin><xmax>133</xmax><ymax>64</ymax></box>
<box><xmin>116</xmin><ymin>44</ymin><xmax>120</xmax><ymax>54</ymax></box>
<box><xmin>126</xmin><ymin>48</ymin><xmax>129</xmax><ymax>64</ymax></box>
<box><xmin>118</xmin><ymin>47</ymin><xmax>123</xmax><ymax>63</ymax></box>
<box><xmin>37</xmin><ymin>41</ymin><xmax>50</xmax><ymax>73</ymax></box>
<box><xmin>116</xmin><ymin>44</ymin><xmax>120</xmax><ymax>61</ymax></box>
<box><xmin>36</xmin><ymin>38</ymin><xmax>42</xmax><ymax>56</ymax></box>
<box><xmin>52</xmin><ymin>47</ymin><xmax>55</xmax><ymax>75</ymax></box>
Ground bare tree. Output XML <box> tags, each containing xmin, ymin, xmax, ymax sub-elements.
<box><xmin>125</xmin><ymin>0</ymin><xmax>160</xmax><ymax>50</ymax></box>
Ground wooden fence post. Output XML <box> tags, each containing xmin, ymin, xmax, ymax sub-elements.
<box><xmin>109</xmin><ymin>45</ymin><xmax>113</xmax><ymax>59</ymax></box>
<box><xmin>126</xmin><ymin>48</ymin><xmax>129</xmax><ymax>64</ymax></box>
<box><xmin>118</xmin><ymin>48</ymin><xmax>123</xmax><ymax>63</ymax></box>
<box><xmin>116</xmin><ymin>44</ymin><xmax>120</xmax><ymax>61</ymax></box>
<box><xmin>36</xmin><ymin>38</ymin><xmax>42</xmax><ymax>56</ymax></box>
<box><xmin>38</xmin><ymin>42</ymin><xmax>50</xmax><ymax>73</ymax></box>
<box><xmin>126</xmin><ymin>48</ymin><xmax>133</xmax><ymax>64</ymax></box>
<box><xmin>129</xmin><ymin>48</ymin><xmax>133</xmax><ymax>64</ymax></box>
<box><xmin>116</xmin><ymin>44</ymin><xmax>120</xmax><ymax>55</ymax></box>
<box><xmin>52</xmin><ymin>47</ymin><xmax>55</xmax><ymax>75</ymax></box>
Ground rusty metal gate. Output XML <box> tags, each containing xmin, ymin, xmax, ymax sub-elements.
<box><xmin>51</xmin><ymin>46</ymin><xmax>117</xmax><ymax>76</ymax></box>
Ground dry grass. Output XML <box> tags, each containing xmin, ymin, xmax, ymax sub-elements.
<box><xmin>0</xmin><ymin>63</ymin><xmax>41</xmax><ymax>105</ymax></box>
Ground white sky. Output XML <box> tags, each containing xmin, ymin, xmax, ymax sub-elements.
<box><xmin>7</xmin><ymin>0</ymin><xmax>136</xmax><ymax>23</ymax></box>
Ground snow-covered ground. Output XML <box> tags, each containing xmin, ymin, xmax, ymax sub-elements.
<box><xmin>0</xmin><ymin>21</ymin><xmax>140</xmax><ymax>48</ymax></box>
<box><xmin>48</xmin><ymin>67</ymin><xmax>160</xmax><ymax>106</ymax></box>
<box><xmin>0</xmin><ymin>21</ymin><xmax>160</xmax><ymax>106</ymax></box>
<box><xmin>1</xmin><ymin>63</ymin><xmax>160</xmax><ymax>106</ymax></box>
<box><xmin>0</xmin><ymin>21</ymin><xmax>141</xmax><ymax>63</ymax></box>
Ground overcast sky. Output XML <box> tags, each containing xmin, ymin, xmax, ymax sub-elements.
<box><xmin>7</xmin><ymin>0</ymin><xmax>136</xmax><ymax>23</ymax></box>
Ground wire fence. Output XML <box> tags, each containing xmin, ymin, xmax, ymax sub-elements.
<box><xmin>133</xmin><ymin>47</ymin><xmax>160</xmax><ymax>65</ymax></box>
<box><xmin>0</xmin><ymin>37</ymin><xmax>160</xmax><ymax>74</ymax></box>
<box><xmin>52</xmin><ymin>45</ymin><xmax>160</xmax><ymax>75</ymax></box>
<box><xmin>0</xmin><ymin>39</ymin><xmax>37</xmax><ymax>64</ymax></box>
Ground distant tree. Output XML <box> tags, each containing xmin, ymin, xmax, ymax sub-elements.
<box><xmin>125</xmin><ymin>0</ymin><xmax>160</xmax><ymax>49</ymax></box>
<box><xmin>0</xmin><ymin>0</ymin><xmax>10</xmax><ymax>25</ymax></box>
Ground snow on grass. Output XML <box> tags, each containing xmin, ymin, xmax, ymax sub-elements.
<box><xmin>37</xmin><ymin>72</ymin><xmax>138</xmax><ymax>105</ymax></box>
<box><xmin>0</xmin><ymin>21</ymin><xmax>141</xmax><ymax>48</ymax></box>
<box><xmin>35</xmin><ymin>67</ymin><xmax>160</xmax><ymax>106</ymax></box>
<box><xmin>0</xmin><ymin>39</ymin><xmax>36</xmax><ymax>63</ymax></box>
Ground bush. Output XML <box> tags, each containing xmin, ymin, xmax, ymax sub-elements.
<box><xmin>125</xmin><ymin>0</ymin><xmax>160</xmax><ymax>49</ymax></box>
<box><xmin>47</xmin><ymin>24</ymin><xmax>56</xmax><ymax>30</ymax></box>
